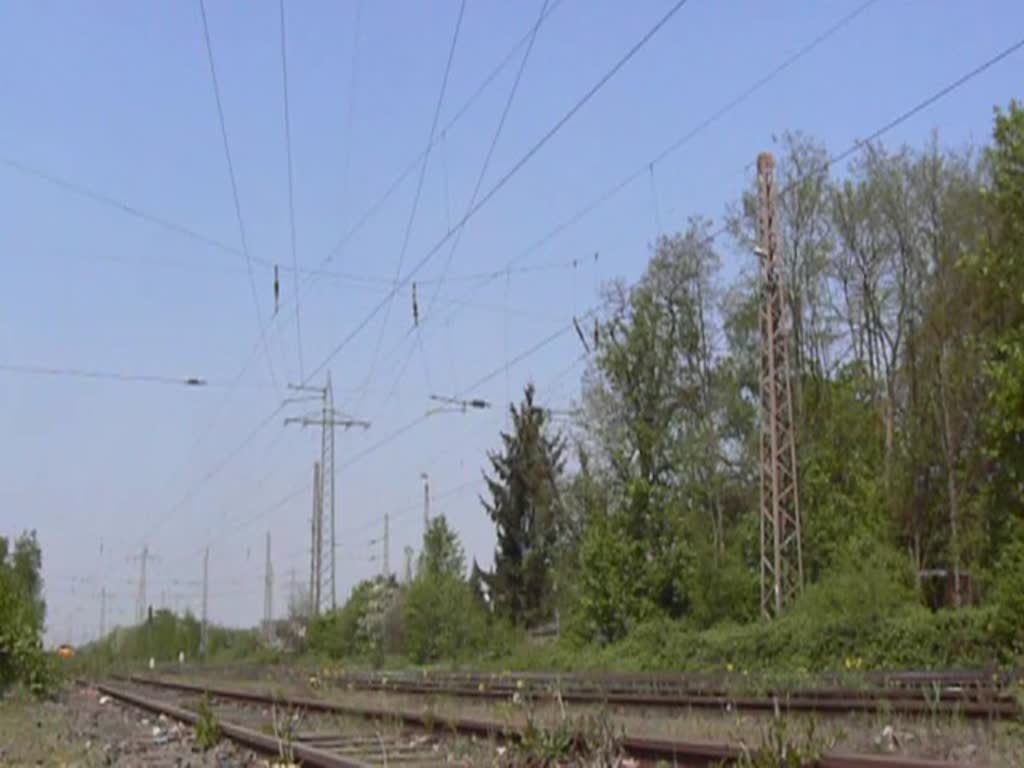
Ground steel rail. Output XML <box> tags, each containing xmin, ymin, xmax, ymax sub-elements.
<box><xmin>123</xmin><ymin>675</ymin><xmax>974</xmax><ymax>767</ymax></box>
<box><xmin>96</xmin><ymin>682</ymin><xmax>372</xmax><ymax>768</ymax></box>
<box><xmin>328</xmin><ymin>677</ymin><xmax>1015</xmax><ymax>713</ymax></box>
<box><xmin>148</xmin><ymin>666</ymin><xmax>1013</xmax><ymax>718</ymax></box>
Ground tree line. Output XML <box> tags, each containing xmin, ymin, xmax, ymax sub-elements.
<box><xmin>310</xmin><ymin>101</ymin><xmax>1024</xmax><ymax>669</ymax></box>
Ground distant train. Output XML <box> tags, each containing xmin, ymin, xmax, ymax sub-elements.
<box><xmin>56</xmin><ymin>643</ymin><xmax>74</xmax><ymax>659</ymax></box>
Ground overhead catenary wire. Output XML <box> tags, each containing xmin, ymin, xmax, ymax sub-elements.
<box><xmin>198</xmin><ymin>0</ymin><xmax>280</xmax><ymax>391</ymax></box>
<box><xmin>143</xmin><ymin>0</ymin><xmax>811</xmax><ymax>570</ymax></box>
<box><xmin>337</xmin><ymin>0</ymin><xmax>363</xmax><ymax>256</ymax></box>
<box><xmin>0</xmin><ymin>0</ymin><xmax>566</xmax><ymax>288</ymax></box>
<box><xmin>0</xmin><ymin>362</ymin><xmax>214</xmax><ymax>388</ymax></box>
<box><xmin>285</xmin><ymin>33</ymin><xmax>1024</xmax><ymax>513</ymax></box>
<box><xmin>354</xmin><ymin>0</ymin><xmax>469</xmax><ymax>410</ymax></box>
<box><xmin>5</xmin><ymin>4</ymin><xmax>574</xmax><ymax>555</ymax></box>
<box><xmin>421</xmin><ymin>0</ymin><xmax>551</xmax><ymax>326</ymax></box>
<box><xmin>383</xmin><ymin>0</ymin><xmax>552</xmax><ymax>413</ymax></box>
<box><xmin>279</xmin><ymin>0</ymin><xmax>306</xmax><ymax>380</ymax></box>
<box><xmin>292</xmin><ymin>0</ymin><xmax>679</xmax><ymax>414</ymax></box>
<box><xmin>300</xmin><ymin>0</ymin><xmax>693</xmax><ymax>396</ymax></box>
<box><xmin>313</xmin><ymin>0</ymin><xmax>566</xmax><ymax>275</ymax></box>
<box><xmin>386</xmin><ymin>0</ymin><xmax>883</xmax><ymax>368</ymax></box>
<box><xmin>152</xmin><ymin>18</ymin><xmax>1023</xmax><ymax>584</ymax></box>
<box><xmin>0</xmin><ymin>155</ymin><xmax>244</xmax><ymax>259</ymax></box>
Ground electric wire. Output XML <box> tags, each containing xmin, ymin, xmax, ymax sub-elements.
<box><xmin>422</xmin><ymin>0</ymin><xmax>551</xmax><ymax>326</ymax></box>
<box><xmin>0</xmin><ymin>154</ymin><xmax>243</xmax><ymax>259</ymax></box>
<box><xmin>5</xmin><ymin>4</ymin><xmax>574</xmax><ymax>554</ymax></box>
<box><xmin>279</xmin><ymin>0</ymin><xmax>306</xmax><ymax>380</ymax></box>
<box><xmin>395</xmin><ymin>0</ymin><xmax>882</xmax><ymax>359</ymax></box>
<box><xmin>152</xmin><ymin>15</ymin><xmax>1022</xmax><ymax>583</ymax></box>
<box><xmin>354</xmin><ymin>0</ymin><xmax>468</xmax><ymax>409</ymax></box>
<box><xmin>361</xmin><ymin>0</ymin><xmax>733</xmax><ymax>409</ymax></box>
<box><xmin>198</xmin><ymin>0</ymin><xmax>280</xmax><ymax>390</ymax></box>
<box><xmin>313</xmin><ymin>0</ymin><xmax>566</xmax><ymax>273</ymax></box>
<box><xmin>289</xmin><ymin>33</ymin><xmax>1024</xmax><ymax>504</ymax></box>
<box><xmin>0</xmin><ymin>362</ymin><xmax>216</xmax><ymax>388</ymax></box>
<box><xmin>337</xmin><ymin>0</ymin><xmax>363</xmax><ymax>259</ymax></box>
<box><xmin>383</xmin><ymin>0</ymin><xmax>551</xmax><ymax>412</ymax></box>
<box><xmin>139</xmin><ymin>0</ymin><xmax>704</xmax><ymax>568</ymax></box>
<box><xmin>301</xmin><ymin>0</ymin><xmax>692</xmax><ymax>394</ymax></box>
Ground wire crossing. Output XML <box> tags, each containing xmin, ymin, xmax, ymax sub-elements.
<box><xmin>198</xmin><ymin>0</ymin><xmax>280</xmax><ymax>392</ymax></box>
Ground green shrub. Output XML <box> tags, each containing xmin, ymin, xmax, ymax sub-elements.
<box><xmin>0</xmin><ymin>532</ymin><xmax>53</xmax><ymax>695</ymax></box>
<box><xmin>195</xmin><ymin>697</ymin><xmax>221</xmax><ymax>750</ymax></box>
<box><xmin>402</xmin><ymin>572</ymin><xmax>488</xmax><ymax>663</ymax></box>
<box><xmin>991</xmin><ymin>522</ymin><xmax>1024</xmax><ymax>662</ymax></box>
<box><xmin>307</xmin><ymin>580</ymin><xmax>375</xmax><ymax>659</ymax></box>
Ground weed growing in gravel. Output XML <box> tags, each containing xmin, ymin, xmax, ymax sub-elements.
<box><xmin>270</xmin><ymin>701</ymin><xmax>304</xmax><ymax>764</ymax></box>
<box><xmin>500</xmin><ymin>711</ymin><xmax>624</xmax><ymax>767</ymax></box>
<box><xmin>734</xmin><ymin>715</ymin><xmax>839</xmax><ymax>768</ymax></box>
<box><xmin>194</xmin><ymin>697</ymin><xmax>221</xmax><ymax>751</ymax></box>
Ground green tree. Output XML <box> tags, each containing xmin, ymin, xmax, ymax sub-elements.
<box><xmin>991</xmin><ymin>521</ymin><xmax>1024</xmax><ymax>660</ymax></box>
<box><xmin>574</xmin><ymin>223</ymin><xmax>726</xmax><ymax>638</ymax></box>
<box><xmin>418</xmin><ymin>515</ymin><xmax>465</xmax><ymax>579</ymax></box>
<box><xmin>402</xmin><ymin>573</ymin><xmax>487</xmax><ymax>663</ymax></box>
<box><xmin>973</xmin><ymin>102</ymin><xmax>1024</xmax><ymax>544</ymax></box>
<box><xmin>482</xmin><ymin>383</ymin><xmax>566</xmax><ymax>626</ymax></box>
<box><xmin>403</xmin><ymin>518</ymin><xmax>489</xmax><ymax>663</ymax></box>
<box><xmin>0</xmin><ymin>531</ymin><xmax>51</xmax><ymax>694</ymax></box>
<box><xmin>11</xmin><ymin>532</ymin><xmax>44</xmax><ymax>630</ymax></box>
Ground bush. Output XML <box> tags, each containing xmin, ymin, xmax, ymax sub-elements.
<box><xmin>483</xmin><ymin>535</ymin><xmax>1000</xmax><ymax>676</ymax></box>
<box><xmin>307</xmin><ymin>580</ymin><xmax>374</xmax><ymax>659</ymax></box>
<box><xmin>0</xmin><ymin>532</ymin><xmax>53</xmax><ymax>695</ymax></box>
<box><xmin>402</xmin><ymin>573</ymin><xmax>489</xmax><ymax>663</ymax></box>
<box><xmin>569</xmin><ymin>511</ymin><xmax>664</xmax><ymax>645</ymax></box>
<box><xmin>795</xmin><ymin>534</ymin><xmax>917</xmax><ymax>624</ymax></box>
<box><xmin>992</xmin><ymin>522</ymin><xmax>1024</xmax><ymax>661</ymax></box>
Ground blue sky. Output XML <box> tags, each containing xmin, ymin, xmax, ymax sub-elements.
<box><xmin>0</xmin><ymin>1</ymin><xmax>1018</xmax><ymax>645</ymax></box>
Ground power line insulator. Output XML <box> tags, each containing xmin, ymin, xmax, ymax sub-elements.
<box><xmin>273</xmin><ymin>265</ymin><xmax>281</xmax><ymax>316</ymax></box>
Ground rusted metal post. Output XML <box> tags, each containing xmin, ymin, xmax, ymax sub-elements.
<box><xmin>756</xmin><ymin>152</ymin><xmax>803</xmax><ymax>619</ymax></box>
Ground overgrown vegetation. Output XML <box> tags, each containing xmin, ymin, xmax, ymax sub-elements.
<box><xmin>735</xmin><ymin>716</ymin><xmax>839</xmax><ymax>768</ymax></box>
<box><xmin>308</xmin><ymin>515</ymin><xmax>505</xmax><ymax>665</ymax></box>
<box><xmin>77</xmin><ymin>608</ymin><xmax>269</xmax><ymax>674</ymax></box>
<box><xmin>263</xmin><ymin>103</ymin><xmax>1024</xmax><ymax>676</ymax></box>
<box><xmin>0</xmin><ymin>530</ymin><xmax>54</xmax><ymax>695</ymax></box>
<box><xmin>550</xmin><ymin>102</ymin><xmax>1024</xmax><ymax>670</ymax></box>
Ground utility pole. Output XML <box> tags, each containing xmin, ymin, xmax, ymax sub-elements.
<box><xmin>200</xmin><ymin>547</ymin><xmax>209</xmax><ymax>659</ymax></box>
<box><xmin>263</xmin><ymin>531</ymin><xmax>274</xmax><ymax>636</ymax></box>
<box><xmin>756</xmin><ymin>152</ymin><xmax>803</xmax><ymax>620</ymax></box>
<box><xmin>370</xmin><ymin>514</ymin><xmax>390</xmax><ymax>580</ymax></box>
<box><xmin>128</xmin><ymin>546</ymin><xmax>157</xmax><ymax>625</ymax></box>
<box><xmin>384</xmin><ymin>513</ymin><xmax>390</xmax><ymax>579</ymax></box>
<box><xmin>404</xmin><ymin>545</ymin><xmax>414</xmax><ymax>583</ymax></box>
<box><xmin>137</xmin><ymin>547</ymin><xmax>147</xmax><ymax>625</ymax></box>
<box><xmin>421</xmin><ymin>472</ymin><xmax>430</xmax><ymax>534</ymax></box>
<box><xmin>310</xmin><ymin>461</ymin><xmax>322</xmax><ymax>617</ymax></box>
<box><xmin>99</xmin><ymin>586</ymin><xmax>107</xmax><ymax>640</ymax></box>
<box><xmin>285</xmin><ymin>373</ymin><xmax>370</xmax><ymax>615</ymax></box>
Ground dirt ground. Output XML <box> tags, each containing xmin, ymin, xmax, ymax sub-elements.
<box><xmin>0</xmin><ymin>685</ymin><xmax>265</xmax><ymax>767</ymax></box>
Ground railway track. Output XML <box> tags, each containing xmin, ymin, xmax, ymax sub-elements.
<box><xmin>107</xmin><ymin>675</ymin><xmax>976</xmax><ymax>767</ymax></box>
<box><xmin>159</xmin><ymin>663</ymin><xmax>1019</xmax><ymax>691</ymax></box>
<box><xmin>150</xmin><ymin>666</ymin><xmax>1018</xmax><ymax>721</ymax></box>
<box><xmin>322</xmin><ymin>673</ymin><xmax>1017</xmax><ymax>719</ymax></box>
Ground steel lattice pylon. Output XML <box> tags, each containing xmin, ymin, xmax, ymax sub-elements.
<box><xmin>756</xmin><ymin>152</ymin><xmax>804</xmax><ymax>620</ymax></box>
<box><xmin>286</xmin><ymin>372</ymin><xmax>369</xmax><ymax>618</ymax></box>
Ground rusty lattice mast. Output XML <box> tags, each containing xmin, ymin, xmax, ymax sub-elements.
<box><xmin>756</xmin><ymin>152</ymin><xmax>803</xmax><ymax>619</ymax></box>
